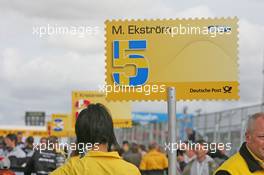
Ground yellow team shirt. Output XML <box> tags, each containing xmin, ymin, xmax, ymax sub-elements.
<box><xmin>51</xmin><ymin>151</ymin><xmax>141</xmax><ymax>175</ymax></box>
<box><xmin>139</xmin><ymin>150</ymin><xmax>168</xmax><ymax>171</ymax></box>
<box><xmin>247</xmin><ymin>146</ymin><xmax>264</xmax><ymax>169</ymax></box>
<box><xmin>214</xmin><ymin>143</ymin><xmax>264</xmax><ymax>175</ymax></box>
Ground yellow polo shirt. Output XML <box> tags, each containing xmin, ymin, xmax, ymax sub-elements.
<box><xmin>247</xmin><ymin>146</ymin><xmax>264</xmax><ymax>169</ymax></box>
<box><xmin>139</xmin><ymin>150</ymin><xmax>168</xmax><ymax>171</ymax></box>
<box><xmin>51</xmin><ymin>151</ymin><xmax>141</xmax><ymax>175</ymax></box>
<box><xmin>214</xmin><ymin>143</ymin><xmax>264</xmax><ymax>175</ymax></box>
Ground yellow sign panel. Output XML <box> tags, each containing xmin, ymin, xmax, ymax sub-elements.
<box><xmin>51</xmin><ymin>114</ymin><xmax>72</xmax><ymax>137</ymax></box>
<box><xmin>72</xmin><ymin>91</ymin><xmax>132</xmax><ymax>128</ymax></box>
<box><xmin>105</xmin><ymin>18</ymin><xmax>239</xmax><ymax>100</ymax></box>
<box><xmin>0</xmin><ymin>129</ymin><xmax>48</xmax><ymax>137</ymax></box>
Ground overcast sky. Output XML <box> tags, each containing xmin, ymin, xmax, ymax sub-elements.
<box><xmin>0</xmin><ymin>0</ymin><xmax>264</xmax><ymax>125</ymax></box>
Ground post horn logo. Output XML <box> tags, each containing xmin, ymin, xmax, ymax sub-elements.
<box><xmin>223</xmin><ymin>86</ymin><xmax>232</xmax><ymax>93</ymax></box>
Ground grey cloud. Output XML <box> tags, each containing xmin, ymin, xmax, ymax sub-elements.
<box><xmin>0</xmin><ymin>0</ymin><xmax>169</xmax><ymax>20</ymax></box>
<box><xmin>0</xmin><ymin>1</ymin><xmax>264</xmax><ymax>125</ymax></box>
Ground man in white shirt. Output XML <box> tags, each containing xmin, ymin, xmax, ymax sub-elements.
<box><xmin>4</xmin><ymin>133</ymin><xmax>26</xmax><ymax>175</ymax></box>
<box><xmin>183</xmin><ymin>140</ymin><xmax>217</xmax><ymax>175</ymax></box>
<box><xmin>4</xmin><ymin>134</ymin><xmax>26</xmax><ymax>158</ymax></box>
<box><xmin>183</xmin><ymin>142</ymin><xmax>196</xmax><ymax>164</ymax></box>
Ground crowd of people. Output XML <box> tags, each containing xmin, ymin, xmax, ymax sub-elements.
<box><xmin>116</xmin><ymin>138</ymin><xmax>229</xmax><ymax>175</ymax></box>
<box><xmin>0</xmin><ymin>103</ymin><xmax>263</xmax><ymax>175</ymax></box>
<box><xmin>0</xmin><ymin>133</ymin><xmax>67</xmax><ymax>175</ymax></box>
<box><xmin>0</xmin><ymin>133</ymin><xmax>228</xmax><ymax>175</ymax></box>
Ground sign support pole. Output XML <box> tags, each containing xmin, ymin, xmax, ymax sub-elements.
<box><xmin>167</xmin><ymin>87</ymin><xmax>177</xmax><ymax>175</ymax></box>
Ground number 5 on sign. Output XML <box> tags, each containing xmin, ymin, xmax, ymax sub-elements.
<box><xmin>112</xmin><ymin>40</ymin><xmax>149</xmax><ymax>86</ymax></box>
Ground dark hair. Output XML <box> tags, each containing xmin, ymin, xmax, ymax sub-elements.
<box><xmin>40</xmin><ymin>137</ymin><xmax>47</xmax><ymax>143</ymax></box>
<box><xmin>139</xmin><ymin>144</ymin><xmax>146</xmax><ymax>151</ymax></box>
<box><xmin>148</xmin><ymin>142</ymin><xmax>157</xmax><ymax>150</ymax></box>
<box><xmin>6</xmin><ymin>134</ymin><xmax>17</xmax><ymax>145</ymax></box>
<box><xmin>26</xmin><ymin>136</ymin><xmax>34</xmax><ymax>144</ymax></box>
<box><xmin>122</xmin><ymin>141</ymin><xmax>129</xmax><ymax>145</ymax></box>
<box><xmin>177</xmin><ymin>149</ymin><xmax>185</xmax><ymax>156</ymax></box>
<box><xmin>195</xmin><ymin>139</ymin><xmax>207</xmax><ymax>145</ymax></box>
<box><xmin>75</xmin><ymin>103</ymin><xmax>118</xmax><ymax>151</ymax></box>
<box><xmin>48</xmin><ymin>136</ymin><xmax>58</xmax><ymax>144</ymax></box>
<box><xmin>130</xmin><ymin>143</ymin><xmax>139</xmax><ymax>153</ymax></box>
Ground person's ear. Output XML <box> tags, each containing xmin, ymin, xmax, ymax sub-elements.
<box><xmin>245</xmin><ymin>131</ymin><xmax>251</xmax><ymax>143</ymax></box>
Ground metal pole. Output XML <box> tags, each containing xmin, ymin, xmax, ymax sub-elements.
<box><xmin>167</xmin><ymin>87</ymin><xmax>177</xmax><ymax>175</ymax></box>
<box><xmin>262</xmin><ymin>50</ymin><xmax>264</xmax><ymax>107</ymax></box>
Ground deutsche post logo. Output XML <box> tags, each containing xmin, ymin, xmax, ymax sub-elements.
<box><xmin>223</xmin><ymin>86</ymin><xmax>232</xmax><ymax>93</ymax></box>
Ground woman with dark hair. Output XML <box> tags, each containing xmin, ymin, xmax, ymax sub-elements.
<box><xmin>51</xmin><ymin>103</ymin><xmax>141</xmax><ymax>175</ymax></box>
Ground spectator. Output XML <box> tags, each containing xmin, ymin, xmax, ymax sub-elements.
<box><xmin>214</xmin><ymin>113</ymin><xmax>264</xmax><ymax>174</ymax></box>
<box><xmin>48</xmin><ymin>136</ymin><xmax>66</xmax><ymax>168</ymax></box>
<box><xmin>208</xmin><ymin>147</ymin><xmax>228</xmax><ymax>166</ymax></box>
<box><xmin>183</xmin><ymin>142</ymin><xmax>196</xmax><ymax>163</ymax></box>
<box><xmin>186</xmin><ymin>128</ymin><xmax>203</xmax><ymax>143</ymax></box>
<box><xmin>4</xmin><ymin>134</ymin><xmax>26</xmax><ymax>175</ymax></box>
<box><xmin>51</xmin><ymin>103</ymin><xmax>140</xmax><ymax>175</ymax></box>
<box><xmin>0</xmin><ymin>136</ymin><xmax>5</xmax><ymax>156</ymax></box>
<box><xmin>40</xmin><ymin>137</ymin><xmax>47</xmax><ymax>145</ymax></box>
<box><xmin>69</xmin><ymin>144</ymin><xmax>80</xmax><ymax>158</ymax></box>
<box><xmin>177</xmin><ymin>150</ymin><xmax>187</xmax><ymax>172</ymax></box>
<box><xmin>24</xmin><ymin>136</ymin><xmax>57</xmax><ymax>175</ymax></box>
<box><xmin>111</xmin><ymin>144</ymin><xmax>123</xmax><ymax>157</ymax></box>
<box><xmin>4</xmin><ymin>134</ymin><xmax>25</xmax><ymax>158</ymax></box>
<box><xmin>140</xmin><ymin>142</ymin><xmax>168</xmax><ymax>175</ymax></box>
<box><xmin>182</xmin><ymin>140</ymin><xmax>217</xmax><ymax>175</ymax></box>
<box><xmin>123</xmin><ymin>143</ymin><xmax>142</xmax><ymax>168</ymax></box>
<box><xmin>139</xmin><ymin>144</ymin><xmax>147</xmax><ymax>157</ymax></box>
<box><xmin>16</xmin><ymin>132</ymin><xmax>24</xmax><ymax>149</ymax></box>
<box><xmin>23</xmin><ymin>136</ymin><xmax>34</xmax><ymax>157</ymax></box>
<box><xmin>121</xmin><ymin>140</ymin><xmax>130</xmax><ymax>157</ymax></box>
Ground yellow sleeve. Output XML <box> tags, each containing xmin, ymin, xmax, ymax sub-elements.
<box><xmin>133</xmin><ymin>165</ymin><xmax>142</xmax><ymax>175</ymax></box>
<box><xmin>50</xmin><ymin>159</ymin><xmax>75</xmax><ymax>175</ymax></box>
<box><xmin>139</xmin><ymin>156</ymin><xmax>147</xmax><ymax>170</ymax></box>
